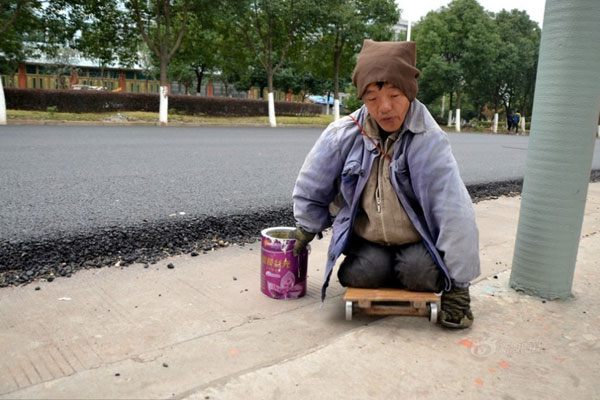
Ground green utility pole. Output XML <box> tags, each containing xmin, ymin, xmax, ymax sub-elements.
<box><xmin>510</xmin><ymin>0</ymin><xmax>600</xmax><ymax>299</ymax></box>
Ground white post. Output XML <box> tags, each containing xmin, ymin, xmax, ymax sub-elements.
<box><xmin>440</xmin><ymin>94</ymin><xmax>445</xmax><ymax>118</ymax></box>
<box><xmin>407</xmin><ymin>20</ymin><xmax>412</xmax><ymax>41</ymax></box>
<box><xmin>333</xmin><ymin>98</ymin><xmax>340</xmax><ymax>120</ymax></box>
<box><xmin>455</xmin><ymin>109</ymin><xmax>461</xmax><ymax>132</ymax></box>
<box><xmin>268</xmin><ymin>92</ymin><xmax>277</xmax><ymax>127</ymax></box>
<box><xmin>0</xmin><ymin>78</ymin><xmax>6</xmax><ymax>125</ymax></box>
<box><xmin>493</xmin><ymin>113</ymin><xmax>499</xmax><ymax>133</ymax></box>
<box><xmin>521</xmin><ymin>116</ymin><xmax>526</xmax><ymax>135</ymax></box>
<box><xmin>159</xmin><ymin>86</ymin><xmax>168</xmax><ymax>126</ymax></box>
<box><xmin>447</xmin><ymin>109</ymin><xmax>453</xmax><ymax>127</ymax></box>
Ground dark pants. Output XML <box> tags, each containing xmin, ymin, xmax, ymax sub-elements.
<box><xmin>337</xmin><ymin>235</ymin><xmax>444</xmax><ymax>292</ymax></box>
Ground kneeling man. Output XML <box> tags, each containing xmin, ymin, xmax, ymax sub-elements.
<box><xmin>292</xmin><ymin>40</ymin><xmax>480</xmax><ymax>329</ymax></box>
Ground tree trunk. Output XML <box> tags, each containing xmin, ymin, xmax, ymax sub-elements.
<box><xmin>455</xmin><ymin>89</ymin><xmax>462</xmax><ymax>132</ymax></box>
<box><xmin>333</xmin><ymin>49</ymin><xmax>341</xmax><ymax>120</ymax></box>
<box><xmin>0</xmin><ymin>77</ymin><xmax>6</xmax><ymax>125</ymax></box>
<box><xmin>440</xmin><ymin>94</ymin><xmax>446</xmax><ymax>118</ymax></box>
<box><xmin>100</xmin><ymin>65</ymin><xmax>105</xmax><ymax>89</ymax></box>
<box><xmin>333</xmin><ymin>50</ymin><xmax>341</xmax><ymax>101</ymax></box>
<box><xmin>267</xmin><ymin>69</ymin><xmax>276</xmax><ymax>127</ymax></box>
<box><xmin>159</xmin><ymin>57</ymin><xmax>168</xmax><ymax>126</ymax></box>
<box><xmin>195</xmin><ymin>66</ymin><xmax>204</xmax><ymax>94</ymax></box>
<box><xmin>332</xmin><ymin>31</ymin><xmax>344</xmax><ymax>121</ymax></box>
<box><xmin>267</xmin><ymin>69</ymin><xmax>274</xmax><ymax>94</ymax></box>
<box><xmin>223</xmin><ymin>80</ymin><xmax>230</xmax><ymax>97</ymax></box>
<box><xmin>493</xmin><ymin>113</ymin><xmax>499</xmax><ymax>133</ymax></box>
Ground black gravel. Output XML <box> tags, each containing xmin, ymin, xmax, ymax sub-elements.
<box><xmin>2</xmin><ymin>172</ymin><xmax>600</xmax><ymax>288</ymax></box>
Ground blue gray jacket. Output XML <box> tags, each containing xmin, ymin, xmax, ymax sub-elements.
<box><xmin>292</xmin><ymin>100</ymin><xmax>480</xmax><ymax>301</ymax></box>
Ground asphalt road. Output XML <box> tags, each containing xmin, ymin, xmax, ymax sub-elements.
<box><xmin>1</xmin><ymin>125</ymin><xmax>600</xmax><ymax>242</ymax></box>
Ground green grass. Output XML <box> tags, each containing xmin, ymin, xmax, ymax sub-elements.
<box><xmin>7</xmin><ymin>109</ymin><xmax>335</xmax><ymax>127</ymax></box>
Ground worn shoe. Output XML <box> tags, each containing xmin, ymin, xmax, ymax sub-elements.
<box><xmin>440</xmin><ymin>285</ymin><xmax>474</xmax><ymax>329</ymax></box>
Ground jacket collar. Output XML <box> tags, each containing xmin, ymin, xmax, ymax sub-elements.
<box><xmin>401</xmin><ymin>100</ymin><xmax>427</xmax><ymax>135</ymax></box>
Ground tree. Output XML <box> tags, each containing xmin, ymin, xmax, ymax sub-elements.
<box><xmin>494</xmin><ymin>9</ymin><xmax>540</xmax><ymax>117</ymax></box>
<box><xmin>75</xmin><ymin>1</ymin><xmax>139</xmax><ymax>89</ymax></box>
<box><xmin>411</xmin><ymin>1</ymin><xmax>541</xmax><ymax>129</ymax></box>
<box><xmin>412</xmin><ymin>0</ymin><xmax>497</xmax><ymax>130</ymax></box>
<box><xmin>46</xmin><ymin>46</ymin><xmax>80</xmax><ymax>89</ymax></box>
<box><xmin>0</xmin><ymin>0</ymin><xmax>33</xmax><ymax>124</ymax></box>
<box><xmin>274</xmin><ymin>60</ymin><xmax>332</xmax><ymax>99</ymax></box>
<box><xmin>129</xmin><ymin>0</ymin><xmax>189</xmax><ymax>125</ymax></box>
<box><xmin>224</xmin><ymin>0</ymin><xmax>321</xmax><ymax>127</ymax></box>
<box><xmin>214</xmin><ymin>26</ymin><xmax>255</xmax><ymax>97</ymax></box>
<box><xmin>315</xmin><ymin>0</ymin><xmax>399</xmax><ymax>118</ymax></box>
<box><xmin>1</xmin><ymin>0</ymin><xmax>82</xmax><ymax>123</ymax></box>
<box><xmin>168</xmin><ymin>2</ymin><xmax>223</xmax><ymax>95</ymax></box>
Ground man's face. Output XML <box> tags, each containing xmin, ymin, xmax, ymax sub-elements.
<box><xmin>363</xmin><ymin>82</ymin><xmax>410</xmax><ymax>133</ymax></box>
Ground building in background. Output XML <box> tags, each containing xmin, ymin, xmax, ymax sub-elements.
<box><xmin>392</xmin><ymin>19</ymin><xmax>410</xmax><ymax>41</ymax></box>
<box><xmin>2</xmin><ymin>49</ymin><xmax>311</xmax><ymax>103</ymax></box>
<box><xmin>0</xmin><ymin>50</ymin><xmax>160</xmax><ymax>94</ymax></box>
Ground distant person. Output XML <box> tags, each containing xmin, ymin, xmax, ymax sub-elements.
<box><xmin>292</xmin><ymin>40</ymin><xmax>480</xmax><ymax>329</ymax></box>
<box><xmin>506</xmin><ymin>111</ymin><xmax>514</xmax><ymax>134</ymax></box>
<box><xmin>513</xmin><ymin>112</ymin><xmax>521</xmax><ymax>134</ymax></box>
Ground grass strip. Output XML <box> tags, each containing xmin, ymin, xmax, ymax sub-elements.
<box><xmin>7</xmin><ymin>109</ymin><xmax>335</xmax><ymax>126</ymax></box>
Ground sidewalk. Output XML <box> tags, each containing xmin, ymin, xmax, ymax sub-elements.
<box><xmin>1</xmin><ymin>184</ymin><xmax>599</xmax><ymax>400</ymax></box>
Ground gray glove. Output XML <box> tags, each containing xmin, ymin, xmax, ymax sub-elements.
<box><xmin>292</xmin><ymin>227</ymin><xmax>315</xmax><ymax>256</ymax></box>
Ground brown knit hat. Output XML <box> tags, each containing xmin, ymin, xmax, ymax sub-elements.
<box><xmin>352</xmin><ymin>40</ymin><xmax>421</xmax><ymax>101</ymax></box>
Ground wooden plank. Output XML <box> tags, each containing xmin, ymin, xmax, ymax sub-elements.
<box><xmin>358</xmin><ymin>300</ymin><xmax>371</xmax><ymax>308</ymax></box>
<box><xmin>413</xmin><ymin>301</ymin><xmax>426</xmax><ymax>309</ymax></box>
<box><xmin>363</xmin><ymin>306</ymin><xmax>428</xmax><ymax>317</ymax></box>
<box><xmin>343</xmin><ymin>287</ymin><xmax>440</xmax><ymax>303</ymax></box>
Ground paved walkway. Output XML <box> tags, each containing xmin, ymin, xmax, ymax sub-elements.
<box><xmin>1</xmin><ymin>184</ymin><xmax>599</xmax><ymax>399</ymax></box>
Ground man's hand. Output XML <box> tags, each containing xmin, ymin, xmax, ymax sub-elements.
<box><xmin>440</xmin><ymin>284</ymin><xmax>474</xmax><ymax>329</ymax></box>
<box><xmin>292</xmin><ymin>227</ymin><xmax>316</xmax><ymax>256</ymax></box>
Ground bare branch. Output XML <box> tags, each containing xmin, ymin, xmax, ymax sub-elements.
<box><xmin>156</xmin><ymin>0</ymin><xmax>163</xmax><ymax>54</ymax></box>
<box><xmin>253</xmin><ymin>0</ymin><xmax>268</xmax><ymax>52</ymax></box>
<box><xmin>131</xmin><ymin>0</ymin><xmax>160</xmax><ymax>57</ymax></box>
<box><xmin>273</xmin><ymin>33</ymin><xmax>293</xmax><ymax>74</ymax></box>
<box><xmin>0</xmin><ymin>0</ymin><xmax>26</xmax><ymax>35</ymax></box>
<box><xmin>168</xmin><ymin>0</ymin><xmax>189</xmax><ymax>60</ymax></box>
<box><xmin>239</xmin><ymin>21</ymin><xmax>267</xmax><ymax>71</ymax></box>
<box><xmin>164</xmin><ymin>0</ymin><xmax>170</xmax><ymax>51</ymax></box>
<box><xmin>273</xmin><ymin>15</ymin><xmax>299</xmax><ymax>75</ymax></box>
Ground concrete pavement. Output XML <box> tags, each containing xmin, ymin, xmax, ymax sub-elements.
<box><xmin>1</xmin><ymin>184</ymin><xmax>599</xmax><ymax>399</ymax></box>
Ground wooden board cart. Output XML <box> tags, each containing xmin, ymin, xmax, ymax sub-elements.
<box><xmin>343</xmin><ymin>287</ymin><xmax>441</xmax><ymax>323</ymax></box>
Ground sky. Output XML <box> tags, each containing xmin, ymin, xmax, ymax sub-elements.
<box><xmin>396</xmin><ymin>0</ymin><xmax>546</xmax><ymax>27</ymax></box>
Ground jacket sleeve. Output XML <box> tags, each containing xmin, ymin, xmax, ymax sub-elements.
<box><xmin>292</xmin><ymin>124</ymin><xmax>345</xmax><ymax>233</ymax></box>
<box><xmin>406</xmin><ymin>128</ymin><xmax>481</xmax><ymax>285</ymax></box>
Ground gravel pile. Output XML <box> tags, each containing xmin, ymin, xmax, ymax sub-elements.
<box><xmin>2</xmin><ymin>174</ymin><xmax>599</xmax><ymax>288</ymax></box>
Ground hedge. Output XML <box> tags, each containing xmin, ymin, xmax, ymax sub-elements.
<box><xmin>4</xmin><ymin>88</ymin><xmax>322</xmax><ymax>117</ymax></box>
